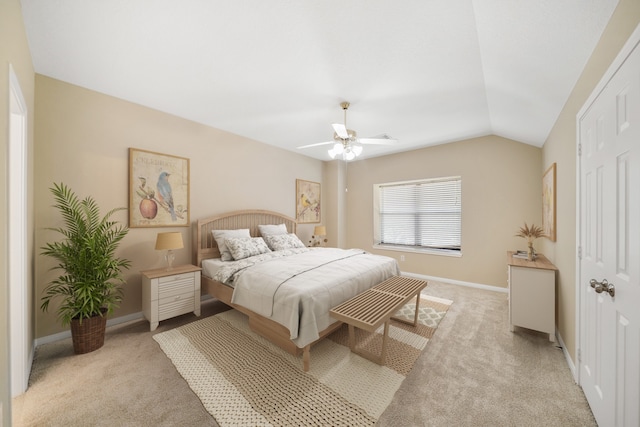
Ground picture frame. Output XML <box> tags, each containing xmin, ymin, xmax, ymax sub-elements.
<box><xmin>542</xmin><ymin>162</ymin><xmax>556</xmax><ymax>241</ymax></box>
<box><xmin>296</xmin><ymin>179</ymin><xmax>321</xmax><ymax>223</ymax></box>
<box><xmin>129</xmin><ymin>148</ymin><xmax>190</xmax><ymax>228</ymax></box>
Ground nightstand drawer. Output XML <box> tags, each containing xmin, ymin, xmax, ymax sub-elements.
<box><xmin>158</xmin><ymin>276</ymin><xmax>195</xmax><ymax>299</ymax></box>
<box><xmin>159</xmin><ymin>272</ymin><xmax>195</xmax><ymax>284</ymax></box>
<box><xmin>159</xmin><ymin>293</ymin><xmax>195</xmax><ymax>321</ymax></box>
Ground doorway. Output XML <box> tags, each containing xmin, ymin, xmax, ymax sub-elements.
<box><xmin>8</xmin><ymin>64</ymin><xmax>30</xmax><ymax>397</ymax></box>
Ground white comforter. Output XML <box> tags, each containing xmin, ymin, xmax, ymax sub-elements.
<box><xmin>213</xmin><ymin>247</ymin><xmax>400</xmax><ymax>348</ymax></box>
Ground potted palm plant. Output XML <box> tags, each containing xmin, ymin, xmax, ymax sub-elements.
<box><xmin>41</xmin><ymin>182</ymin><xmax>131</xmax><ymax>354</ymax></box>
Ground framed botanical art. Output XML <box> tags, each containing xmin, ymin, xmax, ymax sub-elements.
<box><xmin>296</xmin><ymin>179</ymin><xmax>321</xmax><ymax>223</ymax></box>
<box><xmin>129</xmin><ymin>148</ymin><xmax>190</xmax><ymax>228</ymax></box>
<box><xmin>542</xmin><ymin>162</ymin><xmax>556</xmax><ymax>241</ymax></box>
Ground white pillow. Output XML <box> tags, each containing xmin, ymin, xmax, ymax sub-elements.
<box><xmin>212</xmin><ymin>229</ymin><xmax>251</xmax><ymax>261</ymax></box>
<box><xmin>258</xmin><ymin>223</ymin><xmax>288</xmax><ymax>237</ymax></box>
<box><xmin>263</xmin><ymin>233</ymin><xmax>306</xmax><ymax>251</ymax></box>
<box><xmin>225</xmin><ymin>237</ymin><xmax>271</xmax><ymax>260</ymax></box>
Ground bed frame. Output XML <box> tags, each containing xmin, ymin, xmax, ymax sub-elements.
<box><xmin>195</xmin><ymin>209</ymin><xmax>342</xmax><ymax>371</ymax></box>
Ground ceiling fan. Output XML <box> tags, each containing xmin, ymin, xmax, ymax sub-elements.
<box><xmin>298</xmin><ymin>101</ymin><xmax>397</xmax><ymax>161</ymax></box>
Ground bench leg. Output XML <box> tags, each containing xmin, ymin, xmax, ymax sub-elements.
<box><xmin>348</xmin><ymin>324</ymin><xmax>356</xmax><ymax>351</ymax></box>
<box><xmin>348</xmin><ymin>321</ymin><xmax>390</xmax><ymax>366</ymax></box>
<box><xmin>412</xmin><ymin>293</ymin><xmax>421</xmax><ymax>326</ymax></box>
<box><xmin>391</xmin><ymin>292</ymin><xmax>422</xmax><ymax>327</ymax></box>
<box><xmin>379</xmin><ymin>320</ymin><xmax>390</xmax><ymax>365</ymax></box>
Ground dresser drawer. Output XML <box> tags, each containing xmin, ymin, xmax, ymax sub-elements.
<box><xmin>158</xmin><ymin>275</ymin><xmax>195</xmax><ymax>299</ymax></box>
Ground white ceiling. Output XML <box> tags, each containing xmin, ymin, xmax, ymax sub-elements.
<box><xmin>20</xmin><ymin>0</ymin><xmax>619</xmax><ymax>161</ymax></box>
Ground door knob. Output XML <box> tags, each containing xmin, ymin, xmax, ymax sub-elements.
<box><xmin>590</xmin><ymin>279</ymin><xmax>615</xmax><ymax>297</ymax></box>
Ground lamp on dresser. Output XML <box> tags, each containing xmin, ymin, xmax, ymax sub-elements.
<box><xmin>155</xmin><ymin>232</ymin><xmax>183</xmax><ymax>270</ymax></box>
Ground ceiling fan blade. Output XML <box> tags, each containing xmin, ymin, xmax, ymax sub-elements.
<box><xmin>297</xmin><ymin>140</ymin><xmax>335</xmax><ymax>149</ymax></box>
<box><xmin>359</xmin><ymin>134</ymin><xmax>397</xmax><ymax>145</ymax></box>
<box><xmin>332</xmin><ymin>123</ymin><xmax>349</xmax><ymax>139</ymax></box>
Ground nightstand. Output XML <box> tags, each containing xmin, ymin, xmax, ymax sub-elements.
<box><xmin>141</xmin><ymin>264</ymin><xmax>202</xmax><ymax>331</ymax></box>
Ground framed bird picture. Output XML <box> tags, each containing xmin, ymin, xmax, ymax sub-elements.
<box><xmin>129</xmin><ymin>148</ymin><xmax>190</xmax><ymax>228</ymax></box>
<box><xmin>296</xmin><ymin>179</ymin><xmax>320</xmax><ymax>223</ymax></box>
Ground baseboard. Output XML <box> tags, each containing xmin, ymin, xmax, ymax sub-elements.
<box><xmin>33</xmin><ymin>295</ymin><xmax>216</xmax><ymax>347</ymax></box>
<box><xmin>399</xmin><ymin>271</ymin><xmax>508</xmax><ymax>294</ymax></box>
<box><xmin>555</xmin><ymin>329</ymin><xmax>578</xmax><ymax>382</ymax></box>
<box><xmin>34</xmin><ymin>311</ymin><xmax>145</xmax><ymax>347</ymax></box>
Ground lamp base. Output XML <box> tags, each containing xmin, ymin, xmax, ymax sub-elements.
<box><xmin>165</xmin><ymin>250</ymin><xmax>175</xmax><ymax>271</ymax></box>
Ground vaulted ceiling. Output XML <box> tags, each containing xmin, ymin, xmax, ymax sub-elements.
<box><xmin>20</xmin><ymin>0</ymin><xmax>619</xmax><ymax>160</ymax></box>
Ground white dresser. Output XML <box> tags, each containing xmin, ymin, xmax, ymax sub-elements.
<box><xmin>141</xmin><ymin>264</ymin><xmax>202</xmax><ymax>331</ymax></box>
<box><xmin>507</xmin><ymin>252</ymin><xmax>557</xmax><ymax>342</ymax></box>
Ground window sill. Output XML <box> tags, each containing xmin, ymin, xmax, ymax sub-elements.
<box><xmin>373</xmin><ymin>244</ymin><xmax>462</xmax><ymax>258</ymax></box>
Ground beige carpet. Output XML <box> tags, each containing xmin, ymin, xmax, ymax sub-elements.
<box><xmin>13</xmin><ymin>282</ymin><xmax>596</xmax><ymax>426</ymax></box>
<box><xmin>153</xmin><ymin>296</ymin><xmax>452</xmax><ymax>426</ymax></box>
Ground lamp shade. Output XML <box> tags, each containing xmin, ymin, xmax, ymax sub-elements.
<box><xmin>314</xmin><ymin>226</ymin><xmax>326</xmax><ymax>236</ymax></box>
<box><xmin>155</xmin><ymin>232</ymin><xmax>184</xmax><ymax>250</ymax></box>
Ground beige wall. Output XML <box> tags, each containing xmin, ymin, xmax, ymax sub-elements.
<box><xmin>346</xmin><ymin>136</ymin><xmax>542</xmax><ymax>288</ymax></box>
<box><xmin>540</xmin><ymin>0</ymin><xmax>640</xmax><ymax>363</ymax></box>
<box><xmin>34</xmin><ymin>75</ymin><xmax>324</xmax><ymax>338</ymax></box>
<box><xmin>1</xmin><ymin>0</ymin><xmax>36</xmax><ymax>422</ymax></box>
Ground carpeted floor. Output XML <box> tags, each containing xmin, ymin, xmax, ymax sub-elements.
<box><xmin>152</xmin><ymin>296</ymin><xmax>450</xmax><ymax>426</ymax></box>
<box><xmin>12</xmin><ymin>281</ymin><xmax>597</xmax><ymax>426</ymax></box>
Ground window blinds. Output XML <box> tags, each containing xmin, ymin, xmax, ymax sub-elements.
<box><xmin>377</xmin><ymin>177</ymin><xmax>461</xmax><ymax>251</ymax></box>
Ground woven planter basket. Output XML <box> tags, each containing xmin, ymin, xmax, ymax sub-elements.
<box><xmin>70</xmin><ymin>309</ymin><xmax>107</xmax><ymax>354</ymax></box>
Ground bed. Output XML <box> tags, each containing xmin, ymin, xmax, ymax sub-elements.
<box><xmin>196</xmin><ymin>209</ymin><xmax>400</xmax><ymax>371</ymax></box>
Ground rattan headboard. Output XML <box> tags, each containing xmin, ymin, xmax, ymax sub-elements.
<box><xmin>196</xmin><ymin>209</ymin><xmax>297</xmax><ymax>266</ymax></box>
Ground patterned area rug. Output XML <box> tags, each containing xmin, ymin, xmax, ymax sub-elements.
<box><xmin>153</xmin><ymin>295</ymin><xmax>452</xmax><ymax>426</ymax></box>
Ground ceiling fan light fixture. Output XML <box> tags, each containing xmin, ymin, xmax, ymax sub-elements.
<box><xmin>300</xmin><ymin>100</ymin><xmax>396</xmax><ymax>161</ymax></box>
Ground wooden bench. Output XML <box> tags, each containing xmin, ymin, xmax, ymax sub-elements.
<box><xmin>329</xmin><ymin>276</ymin><xmax>428</xmax><ymax>365</ymax></box>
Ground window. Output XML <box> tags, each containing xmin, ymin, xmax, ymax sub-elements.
<box><xmin>373</xmin><ymin>176</ymin><xmax>461</xmax><ymax>254</ymax></box>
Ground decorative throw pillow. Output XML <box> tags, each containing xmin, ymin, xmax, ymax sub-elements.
<box><xmin>263</xmin><ymin>233</ymin><xmax>306</xmax><ymax>251</ymax></box>
<box><xmin>258</xmin><ymin>223</ymin><xmax>288</xmax><ymax>237</ymax></box>
<box><xmin>212</xmin><ymin>229</ymin><xmax>251</xmax><ymax>261</ymax></box>
<box><xmin>225</xmin><ymin>237</ymin><xmax>271</xmax><ymax>260</ymax></box>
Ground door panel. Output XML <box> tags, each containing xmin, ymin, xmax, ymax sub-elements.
<box><xmin>579</xmin><ymin>37</ymin><xmax>640</xmax><ymax>427</ymax></box>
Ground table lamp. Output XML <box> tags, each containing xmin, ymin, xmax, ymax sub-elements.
<box><xmin>313</xmin><ymin>225</ymin><xmax>327</xmax><ymax>247</ymax></box>
<box><xmin>155</xmin><ymin>232</ymin><xmax>184</xmax><ymax>270</ymax></box>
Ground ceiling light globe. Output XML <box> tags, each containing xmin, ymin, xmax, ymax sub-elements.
<box><xmin>333</xmin><ymin>143</ymin><xmax>344</xmax><ymax>154</ymax></box>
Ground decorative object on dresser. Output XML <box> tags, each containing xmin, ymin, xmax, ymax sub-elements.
<box><xmin>154</xmin><ymin>231</ymin><xmax>184</xmax><ymax>270</ymax></box>
<box><xmin>129</xmin><ymin>148</ymin><xmax>190</xmax><ymax>228</ymax></box>
<box><xmin>308</xmin><ymin>225</ymin><xmax>327</xmax><ymax>247</ymax></box>
<box><xmin>515</xmin><ymin>222</ymin><xmax>545</xmax><ymax>261</ymax></box>
<box><xmin>40</xmin><ymin>183</ymin><xmax>131</xmax><ymax>354</ymax></box>
<box><xmin>141</xmin><ymin>264</ymin><xmax>201</xmax><ymax>331</ymax></box>
<box><xmin>507</xmin><ymin>251</ymin><xmax>557</xmax><ymax>341</ymax></box>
